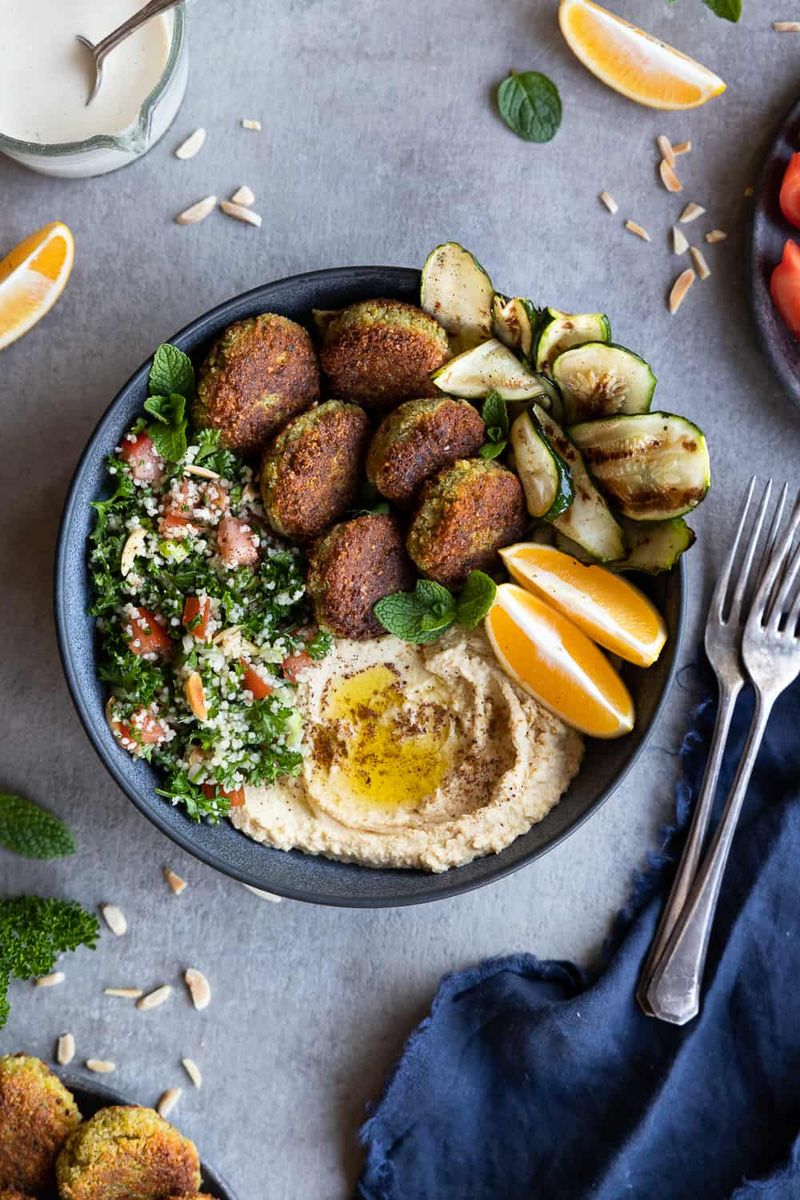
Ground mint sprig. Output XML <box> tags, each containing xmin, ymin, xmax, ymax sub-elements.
<box><xmin>0</xmin><ymin>794</ymin><xmax>75</xmax><ymax>860</ymax></box>
<box><xmin>145</xmin><ymin>344</ymin><xmax>195</xmax><ymax>462</ymax></box>
<box><xmin>479</xmin><ymin>391</ymin><xmax>509</xmax><ymax>460</ymax></box>
<box><xmin>374</xmin><ymin>572</ymin><xmax>497</xmax><ymax>643</ymax></box>
<box><xmin>497</xmin><ymin>70</ymin><xmax>562</xmax><ymax>144</ymax></box>
<box><xmin>149</xmin><ymin>342</ymin><xmax>195</xmax><ymax>399</ymax></box>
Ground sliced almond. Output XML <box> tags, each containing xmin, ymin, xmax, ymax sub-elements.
<box><xmin>184</xmin><ymin>967</ymin><xmax>211</xmax><ymax>1010</ymax></box>
<box><xmin>57</xmin><ymin>1033</ymin><xmax>75</xmax><ymax>1066</ymax></box>
<box><xmin>86</xmin><ymin>1059</ymin><xmax>116</xmax><ymax>1074</ymax></box>
<box><xmin>175</xmin><ymin>127</ymin><xmax>207</xmax><ymax>160</ymax></box>
<box><xmin>231</xmin><ymin>184</ymin><xmax>256</xmax><ymax>207</ymax></box>
<box><xmin>690</xmin><ymin>245</ymin><xmax>711</xmax><ymax>280</ymax></box>
<box><xmin>164</xmin><ymin>867</ymin><xmax>188</xmax><ymax>895</ymax></box>
<box><xmin>599</xmin><ymin>190</ymin><xmax>618</xmax><ymax>214</ymax></box>
<box><xmin>176</xmin><ymin>195</ymin><xmax>217</xmax><ymax>226</ymax></box>
<box><xmin>744</xmin><ymin>185</ymin><xmax>754</xmax><ymax>197</ymax></box>
<box><xmin>659</xmin><ymin>159</ymin><xmax>683</xmax><ymax>194</ymax></box>
<box><xmin>669</xmin><ymin>268</ymin><xmax>696</xmax><ymax>314</ymax></box>
<box><xmin>672</xmin><ymin>226</ymin><xmax>689</xmax><ymax>255</ymax></box>
<box><xmin>705</xmin><ymin>229</ymin><xmax>728</xmax><ymax>244</ymax></box>
<box><xmin>105</xmin><ymin>986</ymin><xmax>143</xmax><ymax>999</ymax></box>
<box><xmin>773</xmin><ymin>21</ymin><xmax>800</xmax><ymax>31</ymax></box>
<box><xmin>35</xmin><ymin>972</ymin><xmax>64</xmax><ymax>987</ymax></box>
<box><xmin>672</xmin><ymin>140</ymin><xmax>692</xmax><ymax>156</ymax></box>
<box><xmin>219</xmin><ymin>200</ymin><xmax>262</xmax><ymax>228</ymax></box>
<box><xmin>101</xmin><ymin>904</ymin><xmax>127</xmax><ymax>937</ymax></box>
<box><xmin>679</xmin><ymin>202</ymin><xmax>706</xmax><ymax>224</ymax></box>
<box><xmin>184</xmin><ymin>672</ymin><xmax>208</xmax><ymax>721</ymax></box>
<box><xmin>157</xmin><ymin>1087</ymin><xmax>182</xmax><ymax>1118</ymax></box>
<box><xmin>182</xmin><ymin>1057</ymin><xmax>203</xmax><ymax>1088</ymax></box>
<box><xmin>137</xmin><ymin>984</ymin><xmax>173</xmax><ymax>1011</ymax></box>
<box><xmin>121</xmin><ymin>527</ymin><xmax>146</xmax><ymax>577</ymax></box>
<box><xmin>241</xmin><ymin>118</ymin><xmax>262</xmax><ymax>130</ymax></box>
<box><xmin>657</xmin><ymin>134</ymin><xmax>675</xmax><ymax>168</ymax></box>
<box><xmin>625</xmin><ymin>219</ymin><xmax>651</xmax><ymax>242</ymax></box>
<box><xmin>183</xmin><ymin>463</ymin><xmax>220</xmax><ymax>480</ymax></box>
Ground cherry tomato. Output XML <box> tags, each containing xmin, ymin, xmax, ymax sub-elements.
<box><xmin>780</xmin><ymin>153</ymin><xmax>800</xmax><ymax>231</ymax></box>
<box><xmin>125</xmin><ymin>606</ymin><xmax>173</xmax><ymax>658</ymax></box>
<box><xmin>182</xmin><ymin>595</ymin><xmax>211</xmax><ymax>641</ymax></box>
<box><xmin>240</xmin><ymin>659</ymin><xmax>273</xmax><ymax>700</ymax></box>
<box><xmin>282</xmin><ymin>650</ymin><xmax>313</xmax><ymax>683</ymax></box>
<box><xmin>119</xmin><ymin>432</ymin><xmax>163</xmax><ymax>484</ymax></box>
<box><xmin>201</xmin><ymin>783</ymin><xmax>246</xmax><ymax>808</ymax></box>
<box><xmin>771</xmin><ymin>240</ymin><xmax>800</xmax><ymax>338</ymax></box>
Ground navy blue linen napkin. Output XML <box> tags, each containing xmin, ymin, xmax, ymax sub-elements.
<box><xmin>357</xmin><ymin>676</ymin><xmax>800</xmax><ymax>1200</ymax></box>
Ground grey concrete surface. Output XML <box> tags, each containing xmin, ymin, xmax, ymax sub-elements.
<box><xmin>1</xmin><ymin>1</ymin><xmax>799</xmax><ymax>1196</ymax></box>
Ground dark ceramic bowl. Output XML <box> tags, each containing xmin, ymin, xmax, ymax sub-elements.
<box><xmin>55</xmin><ymin>266</ymin><xmax>686</xmax><ymax>908</ymax></box>
<box><xmin>750</xmin><ymin>94</ymin><xmax>800</xmax><ymax>408</ymax></box>
<box><xmin>63</xmin><ymin>1076</ymin><xmax>234</xmax><ymax>1198</ymax></box>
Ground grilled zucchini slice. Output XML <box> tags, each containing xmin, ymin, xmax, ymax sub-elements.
<box><xmin>569</xmin><ymin>412</ymin><xmax>711</xmax><ymax>521</ymax></box>
<box><xmin>555</xmin><ymin>518</ymin><xmax>695</xmax><ymax>572</ymax></box>
<box><xmin>421</xmin><ymin>242</ymin><xmax>494</xmax><ymax>350</ymax></box>
<box><xmin>535</xmin><ymin>307</ymin><xmax>611</xmax><ymax>374</ymax></box>
<box><xmin>510</xmin><ymin>406</ymin><xmax>574</xmax><ymax>519</ymax></box>
<box><xmin>553</xmin><ymin>343</ymin><xmax>656</xmax><ymax>423</ymax></box>
<box><xmin>432</xmin><ymin>339</ymin><xmax>554</xmax><ymax>404</ymax></box>
<box><xmin>492</xmin><ymin>295</ymin><xmax>539</xmax><ymax>359</ymax></box>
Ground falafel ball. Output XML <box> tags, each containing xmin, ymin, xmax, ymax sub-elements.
<box><xmin>260</xmin><ymin>401</ymin><xmax>370</xmax><ymax>541</ymax></box>
<box><xmin>366</xmin><ymin>398</ymin><xmax>485</xmax><ymax>505</ymax></box>
<box><xmin>406</xmin><ymin>459</ymin><xmax>527</xmax><ymax>588</ymax></box>
<box><xmin>56</xmin><ymin>1106</ymin><xmax>201</xmax><ymax>1200</ymax></box>
<box><xmin>319</xmin><ymin>300</ymin><xmax>450</xmax><ymax>408</ymax></box>
<box><xmin>0</xmin><ymin>1055</ymin><xmax>81</xmax><ymax>1195</ymax></box>
<box><xmin>306</xmin><ymin>514</ymin><xmax>416</xmax><ymax>640</ymax></box>
<box><xmin>0</xmin><ymin>1189</ymin><xmax>37</xmax><ymax>1199</ymax></box>
<box><xmin>167</xmin><ymin>1195</ymin><xmax>215</xmax><ymax>1199</ymax></box>
<box><xmin>194</xmin><ymin>313</ymin><xmax>320</xmax><ymax>456</ymax></box>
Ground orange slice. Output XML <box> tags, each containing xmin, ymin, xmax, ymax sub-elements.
<box><xmin>485</xmin><ymin>583</ymin><xmax>634</xmax><ymax>739</ymax></box>
<box><xmin>0</xmin><ymin>221</ymin><xmax>75</xmax><ymax>352</ymax></box>
<box><xmin>558</xmin><ymin>0</ymin><xmax>726</xmax><ymax>111</ymax></box>
<box><xmin>500</xmin><ymin>543</ymin><xmax>667</xmax><ymax>668</ymax></box>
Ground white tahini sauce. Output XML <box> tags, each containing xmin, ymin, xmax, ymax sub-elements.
<box><xmin>0</xmin><ymin>0</ymin><xmax>172</xmax><ymax>144</ymax></box>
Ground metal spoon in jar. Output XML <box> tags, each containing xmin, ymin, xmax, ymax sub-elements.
<box><xmin>76</xmin><ymin>0</ymin><xmax>183</xmax><ymax>106</ymax></box>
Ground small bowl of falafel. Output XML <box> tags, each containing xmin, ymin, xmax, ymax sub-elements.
<box><xmin>56</xmin><ymin>260</ymin><xmax>686</xmax><ymax>907</ymax></box>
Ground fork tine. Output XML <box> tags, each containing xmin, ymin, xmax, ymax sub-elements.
<box><xmin>728</xmin><ymin>477</ymin><xmax>772</xmax><ymax>622</ymax></box>
<box><xmin>750</xmin><ymin>493</ymin><xmax>800</xmax><ymax>626</ymax></box>
<box><xmin>755</xmin><ymin>481</ymin><xmax>789</xmax><ymax>590</ymax></box>
<box><xmin>767</xmin><ymin>538</ymin><xmax>800</xmax><ymax>631</ymax></box>
<box><xmin>710</xmin><ymin>475</ymin><xmax>757</xmax><ymax>623</ymax></box>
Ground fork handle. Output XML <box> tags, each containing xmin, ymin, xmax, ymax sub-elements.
<box><xmin>636</xmin><ymin>681</ymin><xmax>741</xmax><ymax>1016</ymax></box>
<box><xmin>93</xmin><ymin>0</ymin><xmax>181</xmax><ymax>58</ymax></box>
<box><xmin>644</xmin><ymin>693</ymin><xmax>773</xmax><ymax>1025</ymax></box>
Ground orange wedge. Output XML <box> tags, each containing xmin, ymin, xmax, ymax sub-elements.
<box><xmin>559</xmin><ymin>0</ymin><xmax>726</xmax><ymax>111</ymax></box>
<box><xmin>485</xmin><ymin>584</ymin><xmax>634</xmax><ymax>739</ymax></box>
<box><xmin>500</xmin><ymin>543</ymin><xmax>667</xmax><ymax>668</ymax></box>
<box><xmin>0</xmin><ymin>221</ymin><xmax>75</xmax><ymax>352</ymax></box>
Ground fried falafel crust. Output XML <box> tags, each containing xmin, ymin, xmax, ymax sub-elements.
<box><xmin>307</xmin><ymin>514</ymin><xmax>416</xmax><ymax>640</ymax></box>
<box><xmin>260</xmin><ymin>400</ymin><xmax>370</xmax><ymax>541</ymax></box>
<box><xmin>366</xmin><ymin>398</ymin><xmax>485</xmax><ymax>505</ymax></box>
<box><xmin>0</xmin><ymin>1189</ymin><xmax>38</xmax><ymax>1199</ymax></box>
<box><xmin>194</xmin><ymin>313</ymin><xmax>320</xmax><ymax>456</ymax></box>
<box><xmin>406</xmin><ymin>459</ymin><xmax>527</xmax><ymax>588</ymax></box>
<box><xmin>320</xmin><ymin>299</ymin><xmax>450</xmax><ymax>408</ymax></box>
<box><xmin>0</xmin><ymin>1055</ymin><xmax>81</xmax><ymax>1195</ymax></box>
<box><xmin>56</xmin><ymin>1106</ymin><xmax>201</xmax><ymax>1200</ymax></box>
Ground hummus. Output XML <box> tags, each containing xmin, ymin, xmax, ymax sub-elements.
<box><xmin>232</xmin><ymin>627</ymin><xmax>583</xmax><ymax>872</ymax></box>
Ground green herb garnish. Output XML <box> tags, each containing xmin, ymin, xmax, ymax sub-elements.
<box><xmin>374</xmin><ymin>571</ymin><xmax>497</xmax><ymax>644</ymax></box>
<box><xmin>144</xmin><ymin>344</ymin><xmax>196</xmax><ymax>462</ymax></box>
<box><xmin>0</xmin><ymin>897</ymin><xmax>99</xmax><ymax>1028</ymax></box>
<box><xmin>479</xmin><ymin>391</ymin><xmax>509</xmax><ymax>460</ymax></box>
<box><xmin>497</xmin><ymin>70</ymin><xmax>562</xmax><ymax>144</ymax></box>
<box><xmin>0</xmin><ymin>794</ymin><xmax>75</xmax><ymax>860</ymax></box>
<box><xmin>149</xmin><ymin>342</ymin><xmax>195</xmax><ymax>399</ymax></box>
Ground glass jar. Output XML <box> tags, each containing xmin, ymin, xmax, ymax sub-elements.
<box><xmin>0</xmin><ymin>4</ymin><xmax>188</xmax><ymax>179</ymax></box>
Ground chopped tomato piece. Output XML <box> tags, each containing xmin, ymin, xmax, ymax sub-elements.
<box><xmin>183</xmin><ymin>595</ymin><xmax>211</xmax><ymax>641</ymax></box>
<box><xmin>119</xmin><ymin>432</ymin><xmax>163</xmax><ymax>484</ymax></box>
<box><xmin>780</xmin><ymin>154</ymin><xmax>800</xmax><ymax>231</ymax></box>
<box><xmin>771</xmin><ymin>240</ymin><xmax>800</xmax><ymax>338</ymax></box>
<box><xmin>282</xmin><ymin>649</ymin><xmax>313</xmax><ymax>683</ymax></box>
<box><xmin>109</xmin><ymin>705</ymin><xmax>168</xmax><ymax>752</ymax></box>
<box><xmin>159</xmin><ymin>512</ymin><xmax>198</xmax><ymax>538</ymax></box>
<box><xmin>217</xmin><ymin>515</ymin><xmax>259</xmax><ymax>567</ymax></box>
<box><xmin>125</xmin><ymin>606</ymin><xmax>173</xmax><ymax>657</ymax></box>
<box><xmin>240</xmin><ymin>659</ymin><xmax>273</xmax><ymax>700</ymax></box>
<box><xmin>201</xmin><ymin>783</ymin><xmax>246</xmax><ymax>808</ymax></box>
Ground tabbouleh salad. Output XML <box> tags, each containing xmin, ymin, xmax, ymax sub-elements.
<box><xmin>89</xmin><ymin>343</ymin><xmax>330</xmax><ymax>823</ymax></box>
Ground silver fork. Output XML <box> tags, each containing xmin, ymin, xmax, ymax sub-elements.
<box><xmin>636</xmin><ymin>477</ymin><xmax>785</xmax><ymax>1017</ymax></box>
<box><xmin>76</xmin><ymin>0</ymin><xmax>183</xmax><ymax>106</ymax></box>
<box><xmin>644</xmin><ymin>485</ymin><xmax>800</xmax><ymax>1025</ymax></box>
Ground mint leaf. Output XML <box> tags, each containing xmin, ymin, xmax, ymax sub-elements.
<box><xmin>351</xmin><ymin>479</ymin><xmax>391</xmax><ymax>517</ymax></box>
<box><xmin>0</xmin><ymin>794</ymin><xmax>76</xmax><ymax>860</ymax></box>
<box><xmin>497</xmin><ymin>71</ymin><xmax>562</xmax><ymax>144</ymax></box>
<box><xmin>455</xmin><ymin>571</ymin><xmax>497</xmax><ymax>629</ymax></box>
<box><xmin>149</xmin><ymin>343</ymin><xmax>195</xmax><ymax>400</ymax></box>
<box><xmin>374</xmin><ymin>579</ymin><xmax>457</xmax><ymax>643</ymax></box>
<box><xmin>482</xmin><ymin>391</ymin><xmax>509</xmax><ymax>437</ymax></box>
<box><xmin>703</xmin><ymin>0</ymin><xmax>741</xmax><ymax>19</ymax></box>
<box><xmin>478</xmin><ymin>440</ymin><xmax>507</xmax><ymax>460</ymax></box>
<box><xmin>145</xmin><ymin>393</ymin><xmax>187</xmax><ymax>462</ymax></box>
